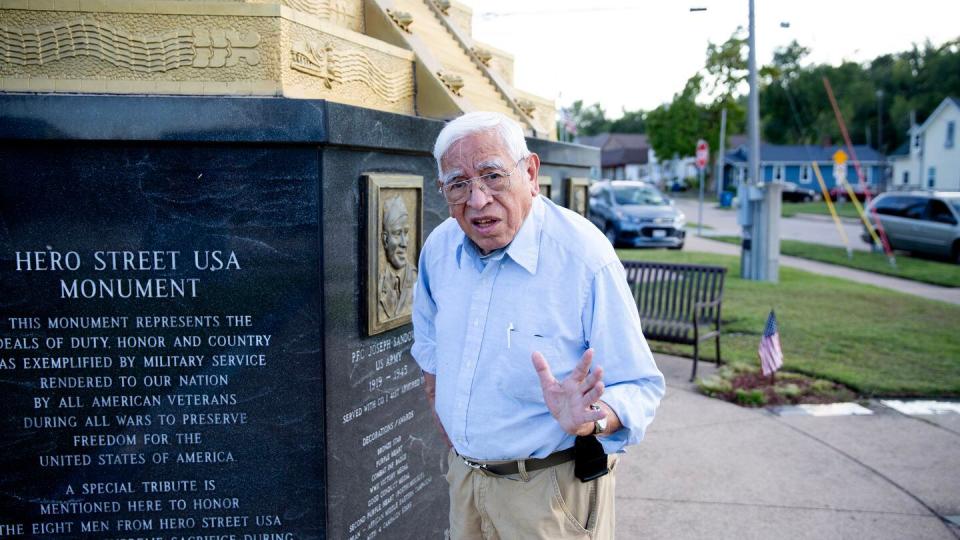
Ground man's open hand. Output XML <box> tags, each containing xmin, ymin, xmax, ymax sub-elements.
<box><xmin>532</xmin><ymin>348</ymin><xmax>606</xmax><ymax>436</ymax></box>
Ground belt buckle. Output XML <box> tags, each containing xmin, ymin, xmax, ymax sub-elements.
<box><xmin>462</xmin><ymin>458</ymin><xmax>487</xmax><ymax>471</ymax></box>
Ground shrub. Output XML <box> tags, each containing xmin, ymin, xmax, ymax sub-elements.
<box><xmin>697</xmin><ymin>375</ymin><xmax>733</xmax><ymax>395</ymax></box>
<box><xmin>734</xmin><ymin>388</ymin><xmax>767</xmax><ymax>406</ymax></box>
<box><xmin>774</xmin><ymin>383</ymin><xmax>802</xmax><ymax>398</ymax></box>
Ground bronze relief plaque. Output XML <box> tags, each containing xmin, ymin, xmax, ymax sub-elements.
<box><xmin>364</xmin><ymin>173</ymin><xmax>423</xmax><ymax>335</ymax></box>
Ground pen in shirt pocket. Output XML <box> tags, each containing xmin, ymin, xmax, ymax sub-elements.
<box><xmin>507</xmin><ymin>322</ymin><xmax>514</xmax><ymax>348</ymax></box>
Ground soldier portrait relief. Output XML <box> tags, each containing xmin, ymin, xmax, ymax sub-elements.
<box><xmin>378</xmin><ymin>196</ymin><xmax>418</xmax><ymax>322</ymax></box>
<box><xmin>365</xmin><ymin>174</ymin><xmax>422</xmax><ymax>335</ymax></box>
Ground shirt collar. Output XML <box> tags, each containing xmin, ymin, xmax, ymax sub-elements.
<box><xmin>455</xmin><ymin>195</ymin><xmax>543</xmax><ymax>275</ymax></box>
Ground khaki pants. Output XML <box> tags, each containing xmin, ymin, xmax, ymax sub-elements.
<box><xmin>445</xmin><ymin>448</ymin><xmax>618</xmax><ymax>539</ymax></box>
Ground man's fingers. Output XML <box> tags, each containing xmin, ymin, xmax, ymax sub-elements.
<box><xmin>578</xmin><ymin>365</ymin><xmax>604</xmax><ymax>395</ymax></box>
<box><xmin>571</xmin><ymin>348</ymin><xmax>594</xmax><ymax>382</ymax></box>
<box><xmin>531</xmin><ymin>351</ymin><xmax>556</xmax><ymax>388</ymax></box>
<box><xmin>584</xmin><ymin>381</ymin><xmax>605</xmax><ymax>405</ymax></box>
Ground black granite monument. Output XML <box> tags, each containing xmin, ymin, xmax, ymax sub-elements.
<box><xmin>0</xmin><ymin>94</ymin><xmax>599</xmax><ymax>539</ymax></box>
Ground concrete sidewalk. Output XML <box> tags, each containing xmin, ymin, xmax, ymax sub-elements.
<box><xmin>685</xmin><ymin>235</ymin><xmax>960</xmax><ymax>306</ymax></box>
<box><xmin>615</xmin><ymin>354</ymin><xmax>960</xmax><ymax>540</ymax></box>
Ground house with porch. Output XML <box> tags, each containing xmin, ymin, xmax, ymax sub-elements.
<box><xmin>722</xmin><ymin>143</ymin><xmax>887</xmax><ymax>195</ymax></box>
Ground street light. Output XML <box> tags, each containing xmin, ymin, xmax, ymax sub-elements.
<box><xmin>876</xmin><ymin>89</ymin><xmax>884</xmax><ymax>152</ymax></box>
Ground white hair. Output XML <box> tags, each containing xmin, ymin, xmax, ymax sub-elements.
<box><xmin>433</xmin><ymin>112</ymin><xmax>530</xmax><ymax>177</ymax></box>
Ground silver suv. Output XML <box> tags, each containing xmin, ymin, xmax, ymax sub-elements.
<box><xmin>862</xmin><ymin>191</ymin><xmax>960</xmax><ymax>263</ymax></box>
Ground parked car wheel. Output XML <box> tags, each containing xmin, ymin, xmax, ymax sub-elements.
<box><xmin>668</xmin><ymin>242</ymin><xmax>684</xmax><ymax>251</ymax></box>
<box><xmin>952</xmin><ymin>241</ymin><xmax>960</xmax><ymax>265</ymax></box>
<box><xmin>604</xmin><ymin>224</ymin><xmax>618</xmax><ymax>247</ymax></box>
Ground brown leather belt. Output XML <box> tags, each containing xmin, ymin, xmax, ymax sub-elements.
<box><xmin>460</xmin><ymin>448</ymin><xmax>575</xmax><ymax>476</ymax></box>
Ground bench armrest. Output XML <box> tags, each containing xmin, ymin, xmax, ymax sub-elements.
<box><xmin>693</xmin><ymin>299</ymin><xmax>721</xmax><ymax>310</ymax></box>
<box><xmin>693</xmin><ymin>299</ymin><xmax>722</xmax><ymax>327</ymax></box>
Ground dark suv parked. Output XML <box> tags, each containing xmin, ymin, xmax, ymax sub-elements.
<box><xmin>862</xmin><ymin>191</ymin><xmax>960</xmax><ymax>263</ymax></box>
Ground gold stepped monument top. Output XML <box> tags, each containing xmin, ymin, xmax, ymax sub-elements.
<box><xmin>0</xmin><ymin>0</ymin><xmax>557</xmax><ymax>139</ymax></box>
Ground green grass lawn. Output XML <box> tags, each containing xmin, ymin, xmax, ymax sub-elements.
<box><xmin>617</xmin><ymin>249</ymin><xmax>960</xmax><ymax>397</ymax></box>
<box><xmin>781</xmin><ymin>200</ymin><xmax>862</xmax><ymax>219</ymax></box>
<box><xmin>709</xmin><ymin>236</ymin><xmax>960</xmax><ymax>288</ymax></box>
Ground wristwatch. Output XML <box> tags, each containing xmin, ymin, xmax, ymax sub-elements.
<box><xmin>590</xmin><ymin>403</ymin><xmax>607</xmax><ymax>435</ymax></box>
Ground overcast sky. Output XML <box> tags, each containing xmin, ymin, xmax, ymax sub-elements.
<box><xmin>463</xmin><ymin>0</ymin><xmax>959</xmax><ymax>116</ymax></box>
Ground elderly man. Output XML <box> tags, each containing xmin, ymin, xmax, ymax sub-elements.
<box><xmin>412</xmin><ymin>111</ymin><xmax>664</xmax><ymax>539</ymax></box>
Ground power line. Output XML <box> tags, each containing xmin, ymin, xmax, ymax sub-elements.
<box><xmin>480</xmin><ymin>5</ymin><xmax>649</xmax><ymax>19</ymax></box>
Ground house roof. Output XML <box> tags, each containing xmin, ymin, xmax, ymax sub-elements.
<box><xmin>576</xmin><ymin>132</ymin><xmax>650</xmax><ymax>167</ymax></box>
<box><xmin>725</xmin><ymin>143</ymin><xmax>886</xmax><ymax>164</ymax></box>
<box><xmin>575</xmin><ymin>134</ymin><xmax>612</xmax><ymax>148</ymax></box>
<box><xmin>916</xmin><ymin>96</ymin><xmax>960</xmax><ymax>133</ymax></box>
<box><xmin>890</xmin><ymin>141</ymin><xmax>910</xmax><ymax>157</ymax></box>
<box><xmin>727</xmin><ymin>134</ymin><xmax>748</xmax><ymax>149</ymax></box>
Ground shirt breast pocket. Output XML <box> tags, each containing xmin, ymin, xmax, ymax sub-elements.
<box><xmin>496</xmin><ymin>331</ymin><xmax>559</xmax><ymax>404</ymax></box>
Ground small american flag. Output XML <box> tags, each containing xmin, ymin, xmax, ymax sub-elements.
<box><xmin>759</xmin><ymin>310</ymin><xmax>783</xmax><ymax>376</ymax></box>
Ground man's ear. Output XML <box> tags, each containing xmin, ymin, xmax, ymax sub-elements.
<box><xmin>525</xmin><ymin>153</ymin><xmax>541</xmax><ymax>195</ymax></box>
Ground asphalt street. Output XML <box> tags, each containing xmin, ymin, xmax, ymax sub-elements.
<box><xmin>673</xmin><ymin>197</ymin><xmax>870</xmax><ymax>251</ymax></box>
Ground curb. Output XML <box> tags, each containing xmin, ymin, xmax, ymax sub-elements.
<box><xmin>788</xmin><ymin>213</ymin><xmax>861</xmax><ymax>224</ymax></box>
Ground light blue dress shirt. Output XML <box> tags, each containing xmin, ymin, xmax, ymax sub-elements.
<box><xmin>412</xmin><ymin>195</ymin><xmax>665</xmax><ymax>460</ymax></box>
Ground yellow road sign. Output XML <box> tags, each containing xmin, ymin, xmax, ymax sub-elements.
<box><xmin>832</xmin><ymin>149</ymin><xmax>848</xmax><ymax>165</ymax></box>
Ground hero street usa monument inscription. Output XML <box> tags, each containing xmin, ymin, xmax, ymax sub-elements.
<box><xmin>1</xmin><ymin>247</ymin><xmax>298</xmax><ymax>537</ymax></box>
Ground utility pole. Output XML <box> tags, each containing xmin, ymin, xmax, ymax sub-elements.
<box><xmin>715</xmin><ymin>107</ymin><xmax>727</xmax><ymax>201</ymax></box>
<box><xmin>739</xmin><ymin>0</ymin><xmax>779</xmax><ymax>282</ymax></box>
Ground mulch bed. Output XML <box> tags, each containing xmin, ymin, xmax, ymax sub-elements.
<box><xmin>698</xmin><ymin>366</ymin><xmax>858</xmax><ymax>407</ymax></box>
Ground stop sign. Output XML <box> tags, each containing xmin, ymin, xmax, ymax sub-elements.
<box><xmin>696</xmin><ymin>139</ymin><xmax>709</xmax><ymax>169</ymax></box>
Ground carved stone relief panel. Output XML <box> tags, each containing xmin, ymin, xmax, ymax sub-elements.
<box><xmin>0</xmin><ymin>18</ymin><xmax>260</xmax><ymax>72</ymax></box>
<box><xmin>278</xmin><ymin>0</ymin><xmax>363</xmax><ymax>32</ymax></box>
<box><xmin>0</xmin><ymin>11</ymin><xmax>276</xmax><ymax>84</ymax></box>
<box><xmin>282</xmin><ymin>19</ymin><xmax>414</xmax><ymax>114</ymax></box>
<box><xmin>290</xmin><ymin>40</ymin><xmax>413</xmax><ymax>103</ymax></box>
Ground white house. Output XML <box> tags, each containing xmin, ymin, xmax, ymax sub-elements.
<box><xmin>901</xmin><ymin>97</ymin><xmax>960</xmax><ymax>191</ymax></box>
<box><xmin>889</xmin><ymin>141</ymin><xmax>912</xmax><ymax>188</ymax></box>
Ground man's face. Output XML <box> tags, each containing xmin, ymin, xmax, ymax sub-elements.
<box><xmin>440</xmin><ymin>131</ymin><xmax>540</xmax><ymax>254</ymax></box>
<box><xmin>383</xmin><ymin>219</ymin><xmax>409</xmax><ymax>269</ymax></box>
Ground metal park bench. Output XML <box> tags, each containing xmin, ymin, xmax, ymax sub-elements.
<box><xmin>622</xmin><ymin>261</ymin><xmax>727</xmax><ymax>381</ymax></box>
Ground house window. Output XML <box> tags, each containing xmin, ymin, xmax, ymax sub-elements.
<box><xmin>902</xmin><ymin>170</ymin><xmax>910</xmax><ymax>185</ymax></box>
<box><xmin>773</xmin><ymin>165</ymin><xmax>785</xmax><ymax>181</ymax></box>
<box><xmin>947</xmin><ymin>121</ymin><xmax>955</xmax><ymax>149</ymax></box>
<box><xmin>799</xmin><ymin>165</ymin><xmax>811</xmax><ymax>184</ymax></box>
<box><xmin>928</xmin><ymin>167</ymin><xmax>936</xmax><ymax>188</ymax></box>
<box><xmin>914</xmin><ymin>134</ymin><xmax>921</xmax><ymax>149</ymax></box>
<box><xmin>865</xmin><ymin>167</ymin><xmax>873</xmax><ymax>185</ymax></box>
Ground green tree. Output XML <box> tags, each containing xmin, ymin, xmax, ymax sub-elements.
<box><xmin>609</xmin><ymin>109</ymin><xmax>647</xmax><ymax>133</ymax></box>
<box><xmin>702</xmin><ymin>28</ymin><xmax>749</xmax><ymax>102</ymax></box>
<box><xmin>561</xmin><ymin>100</ymin><xmax>611</xmax><ymax>136</ymax></box>
<box><xmin>647</xmin><ymin>76</ymin><xmax>707</xmax><ymax>160</ymax></box>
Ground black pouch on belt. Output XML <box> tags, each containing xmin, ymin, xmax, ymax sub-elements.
<box><xmin>574</xmin><ymin>435</ymin><xmax>609</xmax><ymax>482</ymax></box>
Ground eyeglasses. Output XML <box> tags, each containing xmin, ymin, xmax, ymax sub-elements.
<box><xmin>438</xmin><ymin>158</ymin><xmax>526</xmax><ymax>205</ymax></box>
